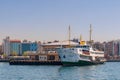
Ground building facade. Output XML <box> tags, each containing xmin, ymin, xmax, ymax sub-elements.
<box><xmin>10</xmin><ymin>40</ymin><xmax>22</xmax><ymax>56</ymax></box>
<box><xmin>0</xmin><ymin>45</ymin><xmax>2</xmax><ymax>54</ymax></box>
<box><xmin>21</xmin><ymin>42</ymin><xmax>30</xmax><ymax>54</ymax></box>
<box><xmin>21</xmin><ymin>41</ymin><xmax>38</xmax><ymax>55</ymax></box>
<box><xmin>104</xmin><ymin>40</ymin><xmax>120</xmax><ymax>59</ymax></box>
<box><xmin>2</xmin><ymin>36</ymin><xmax>10</xmax><ymax>56</ymax></box>
<box><xmin>30</xmin><ymin>42</ymin><xmax>38</xmax><ymax>51</ymax></box>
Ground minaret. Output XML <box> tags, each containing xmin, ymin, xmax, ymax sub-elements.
<box><xmin>80</xmin><ymin>34</ymin><xmax>82</xmax><ymax>42</ymax></box>
<box><xmin>80</xmin><ymin>34</ymin><xmax>82</xmax><ymax>45</ymax></box>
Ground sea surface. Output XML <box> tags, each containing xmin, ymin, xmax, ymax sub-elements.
<box><xmin>0</xmin><ymin>62</ymin><xmax>120</xmax><ymax>80</ymax></box>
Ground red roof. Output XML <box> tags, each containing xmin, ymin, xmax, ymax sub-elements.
<box><xmin>10</xmin><ymin>40</ymin><xmax>21</xmax><ymax>43</ymax></box>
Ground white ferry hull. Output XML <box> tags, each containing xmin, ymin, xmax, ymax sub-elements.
<box><xmin>56</xmin><ymin>48</ymin><xmax>105</xmax><ymax>66</ymax></box>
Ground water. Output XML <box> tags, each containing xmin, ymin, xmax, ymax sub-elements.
<box><xmin>0</xmin><ymin>62</ymin><xmax>120</xmax><ymax>80</ymax></box>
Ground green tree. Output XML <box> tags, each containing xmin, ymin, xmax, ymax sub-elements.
<box><xmin>22</xmin><ymin>52</ymin><xmax>29</xmax><ymax>56</ymax></box>
<box><xmin>11</xmin><ymin>51</ymin><xmax>17</xmax><ymax>56</ymax></box>
<box><xmin>2</xmin><ymin>53</ymin><xmax>7</xmax><ymax>58</ymax></box>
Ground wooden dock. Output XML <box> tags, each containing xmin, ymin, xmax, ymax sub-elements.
<box><xmin>0</xmin><ymin>59</ymin><xmax>9</xmax><ymax>62</ymax></box>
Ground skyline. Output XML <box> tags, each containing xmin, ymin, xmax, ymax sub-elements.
<box><xmin>1</xmin><ymin>0</ymin><xmax>120</xmax><ymax>43</ymax></box>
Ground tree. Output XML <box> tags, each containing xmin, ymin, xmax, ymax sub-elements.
<box><xmin>11</xmin><ymin>51</ymin><xmax>17</xmax><ymax>56</ymax></box>
<box><xmin>22</xmin><ymin>52</ymin><xmax>29</xmax><ymax>56</ymax></box>
<box><xmin>2</xmin><ymin>53</ymin><xmax>7</xmax><ymax>58</ymax></box>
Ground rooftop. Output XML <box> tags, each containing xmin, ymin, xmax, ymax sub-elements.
<box><xmin>42</xmin><ymin>40</ymin><xmax>79</xmax><ymax>46</ymax></box>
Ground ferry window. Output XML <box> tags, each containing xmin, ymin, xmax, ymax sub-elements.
<box><xmin>63</xmin><ymin>55</ymin><xmax>66</xmax><ymax>58</ymax></box>
<box><xmin>87</xmin><ymin>46</ymin><xmax>89</xmax><ymax>48</ymax></box>
<box><xmin>59</xmin><ymin>56</ymin><xmax>61</xmax><ymax>59</ymax></box>
<box><xmin>79</xmin><ymin>49</ymin><xmax>81</xmax><ymax>51</ymax></box>
<box><xmin>49</xmin><ymin>55</ymin><xmax>55</xmax><ymax>60</ymax></box>
<box><xmin>44</xmin><ymin>57</ymin><xmax>46</xmax><ymax>59</ymax></box>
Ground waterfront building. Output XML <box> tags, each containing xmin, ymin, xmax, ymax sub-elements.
<box><xmin>10</xmin><ymin>40</ymin><xmax>22</xmax><ymax>56</ymax></box>
<box><xmin>0</xmin><ymin>45</ymin><xmax>2</xmax><ymax>54</ymax></box>
<box><xmin>104</xmin><ymin>41</ymin><xmax>114</xmax><ymax>56</ymax></box>
<box><xmin>2</xmin><ymin>37</ymin><xmax>39</xmax><ymax>56</ymax></box>
<box><xmin>104</xmin><ymin>40</ymin><xmax>120</xmax><ymax>59</ymax></box>
<box><xmin>2</xmin><ymin>36</ymin><xmax>10</xmax><ymax>56</ymax></box>
<box><xmin>30</xmin><ymin>42</ymin><xmax>38</xmax><ymax>52</ymax></box>
<box><xmin>37</xmin><ymin>41</ymin><xmax>42</xmax><ymax>53</ymax></box>
<box><xmin>93</xmin><ymin>42</ymin><xmax>104</xmax><ymax>51</ymax></box>
<box><xmin>113</xmin><ymin>41</ymin><xmax>119</xmax><ymax>56</ymax></box>
<box><xmin>21</xmin><ymin>42</ymin><xmax>30</xmax><ymax>54</ymax></box>
<box><xmin>21</xmin><ymin>41</ymin><xmax>38</xmax><ymax>55</ymax></box>
<box><xmin>118</xmin><ymin>41</ymin><xmax>120</xmax><ymax>56</ymax></box>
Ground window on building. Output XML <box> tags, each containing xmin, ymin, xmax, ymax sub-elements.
<box><xmin>48</xmin><ymin>55</ymin><xmax>55</xmax><ymax>60</ymax></box>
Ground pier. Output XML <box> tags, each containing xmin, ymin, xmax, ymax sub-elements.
<box><xmin>9</xmin><ymin>60</ymin><xmax>62</xmax><ymax>65</ymax></box>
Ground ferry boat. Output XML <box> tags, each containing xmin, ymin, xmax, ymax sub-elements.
<box><xmin>56</xmin><ymin>25</ymin><xmax>105</xmax><ymax>66</ymax></box>
<box><xmin>56</xmin><ymin>44</ymin><xmax>105</xmax><ymax>66</ymax></box>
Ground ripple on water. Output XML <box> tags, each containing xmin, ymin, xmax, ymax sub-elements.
<box><xmin>0</xmin><ymin>62</ymin><xmax>120</xmax><ymax>80</ymax></box>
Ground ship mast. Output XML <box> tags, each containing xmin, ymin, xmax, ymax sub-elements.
<box><xmin>89</xmin><ymin>24</ymin><xmax>92</xmax><ymax>46</ymax></box>
<box><xmin>68</xmin><ymin>25</ymin><xmax>71</xmax><ymax>47</ymax></box>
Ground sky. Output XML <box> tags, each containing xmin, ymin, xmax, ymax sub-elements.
<box><xmin>0</xmin><ymin>0</ymin><xmax>120</xmax><ymax>43</ymax></box>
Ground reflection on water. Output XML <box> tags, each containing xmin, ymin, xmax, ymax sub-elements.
<box><xmin>58</xmin><ymin>64</ymin><xmax>120</xmax><ymax>80</ymax></box>
<box><xmin>0</xmin><ymin>63</ymin><xmax>120</xmax><ymax>80</ymax></box>
<box><xmin>58</xmin><ymin>65</ymin><xmax>100</xmax><ymax>80</ymax></box>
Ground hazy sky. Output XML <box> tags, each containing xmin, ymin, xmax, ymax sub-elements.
<box><xmin>0</xmin><ymin>0</ymin><xmax>120</xmax><ymax>43</ymax></box>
